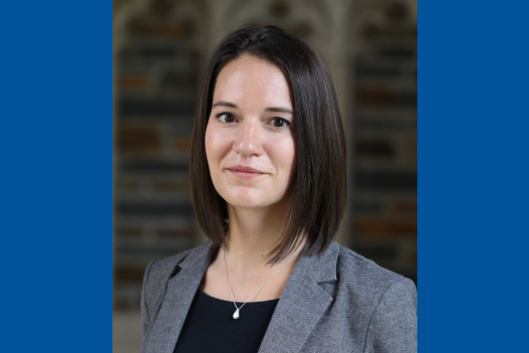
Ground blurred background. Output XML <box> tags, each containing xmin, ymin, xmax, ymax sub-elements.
<box><xmin>113</xmin><ymin>0</ymin><xmax>416</xmax><ymax>351</ymax></box>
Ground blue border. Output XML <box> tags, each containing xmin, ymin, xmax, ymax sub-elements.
<box><xmin>2</xmin><ymin>0</ymin><xmax>529</xmax><ymax>351</ymax></box>
<box><xmin>1</xmin><ymin>1</ymin><xmax>112</xmax><ymax>351</ymax></box>
<box><xmin>420</xmin><ymin>0</ymin><xmax>529</xmax><ymax>351</ymax></box>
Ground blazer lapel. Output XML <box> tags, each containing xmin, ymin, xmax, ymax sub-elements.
<box><xmin>143</xmin><ymin>241</ymin><xmax>340</xmax><ymax>353</ymax></box>
<box><xmin>143</xmin><ymin>242</ymin><xmax>216</xmax><ymax>353</ymax></box>
<box><xmin>258</xmin><ymin>243</ymin><xmax>339</xmax><ymax>353</ymax></box>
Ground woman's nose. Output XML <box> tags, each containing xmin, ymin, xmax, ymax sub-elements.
<box><xmin>233</xmin><ymin>120</ymin><xmax>263</xmax><ymax>156</ymax></box>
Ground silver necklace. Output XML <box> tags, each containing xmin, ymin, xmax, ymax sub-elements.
<box><xmin>223</xmin><ymin>249</ymin><xmax>297</xmax><ymax>320</ymax></box>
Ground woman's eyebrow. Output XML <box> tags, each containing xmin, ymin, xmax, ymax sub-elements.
<box><xmin>265</xmin><ymin>107</ymin><xmax>293</xmax><ymax>115</ymax></box>
<box><xmin>212</xmin><ymin>101</ymin><xmax>293</xmax><ymax>115</ymax></box>
<box><xmin>212</xmin><ymin>100</ymin><xmax>237</xmax><ymax>109</ymax></box>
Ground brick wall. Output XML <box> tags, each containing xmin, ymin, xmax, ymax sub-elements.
<box><xmin>351</xmin><ymin>1</ymin><xmax>417</xmax><ymax>283</ymax></box>
<box><xmin>114</xmin><ymin>3</ymin><xmax>201</xmax><ymax>310</ymax></box>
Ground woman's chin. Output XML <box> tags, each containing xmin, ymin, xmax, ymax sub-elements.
<box><xmin>219</xmin><ymin>185</ymin><xmax>292</xmax><ymax>211</ymax></box>
<box><xmin>223</xmin><ymin>194</ymin><xmax>280</xmax><ymax>210</ymax></box>
<box><xmin>226</xmin><ymin>198</ymin><xmax>269</xmax><ymax>210</ymax></box>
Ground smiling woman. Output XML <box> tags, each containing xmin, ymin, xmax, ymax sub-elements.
<box><xmin>140</xmin><ymin>25</ymin><xmax>417</xmax><ymax>353</ymax></box>
<box><xmin>206</xmin><ymin>55</ymin><xmax>296</xmax><ymax>212</ymax></box>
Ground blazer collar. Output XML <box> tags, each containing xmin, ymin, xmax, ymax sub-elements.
<box><xmin>144</xmin><ymin>241</ymin><xmax>340</xmax><ymax>353</ymax></box>
<box><xmin>257</xmin><ymin>242</ymin><xmax>339</xmax><ymax>353</ymax></box>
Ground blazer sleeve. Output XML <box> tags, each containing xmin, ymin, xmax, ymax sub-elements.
<box><xmin>363</xmin><ymin>277</ymin><xmax>417</xmax><ymax>353</ymax></box>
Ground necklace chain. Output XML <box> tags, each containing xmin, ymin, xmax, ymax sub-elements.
<box><xmin>223</xmin><ymin>249</ymin><xmax>297</xmax><ymax>319</ymax></box>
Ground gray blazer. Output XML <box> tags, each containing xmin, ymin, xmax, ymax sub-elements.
<box><xmin>141</xmin><ymin>241</ymin><xmax>417</xmax><ymax>353</ymax></box>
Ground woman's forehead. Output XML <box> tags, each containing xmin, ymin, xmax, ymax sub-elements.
<box><xmin>212</xmin><ymin>55</ymin><xmax>293</xmax><ymax>111</ymax></box>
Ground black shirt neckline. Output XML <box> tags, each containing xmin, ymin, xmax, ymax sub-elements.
<box><xmin>197</xmin><ymin>288</ymin><xmax>280</xmax><ymax>308</ymax></box>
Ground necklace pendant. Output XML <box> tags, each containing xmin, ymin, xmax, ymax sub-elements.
<box><xmin>232</xmin><ymin>308</ymin><xmax>240</xmax><ymax>320</ymax></box>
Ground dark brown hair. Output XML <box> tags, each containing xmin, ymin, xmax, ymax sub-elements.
<box><xmin>189</xmin><ymin>25</ymin><xmax>346</xmax><ymax>263</ymax></box>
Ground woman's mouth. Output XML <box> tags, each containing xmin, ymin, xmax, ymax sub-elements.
<box><xmin>226</xmin><ymin>165</ymin><xmax>267</xmax><ymax>178</ymax></box>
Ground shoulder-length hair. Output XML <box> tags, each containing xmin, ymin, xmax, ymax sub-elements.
<box><xmin>190</xmin><ymin>25</ymin><xmax>346</xmax><ymax>264</ymax></box>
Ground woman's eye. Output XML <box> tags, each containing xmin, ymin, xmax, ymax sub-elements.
<box><xmin>270</xmin><ymin>118</ymin><xmax>290</xmax><ymax>128</ymax></box>
<box><xmin>217</xmin><ymin>113</ymin><xmax>236</xmax><ymax>123</ymax></box>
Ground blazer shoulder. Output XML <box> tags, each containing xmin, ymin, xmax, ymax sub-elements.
<box><xmin>146</xmin><ymin>247</ymin><xmax>194</xmax><ymax>281</ymax></box>
<box><xmin>333</xmin><ymin>245</ymin><xmax>417</xmax><ymax>352</ymax></box>
<box><xmin>334</xmin><ymin>244</ymin><xmax>417</xmax><ymax>318</ymax></box>
<box><xmin>336</xmin><ymin>244</ymin><xmax>414</xmax><ymax>291</ymax></box>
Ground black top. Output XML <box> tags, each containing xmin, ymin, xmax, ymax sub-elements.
<box><xmin>174</xmin><ymin>289</ymin><xmax>279</xmax><ymax>353</ymax></box>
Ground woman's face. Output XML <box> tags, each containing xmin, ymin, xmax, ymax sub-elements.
<box><xmin>205</xmin><ymin>54</ymin><xmax>296</xmax><ymax>211</ymax></box>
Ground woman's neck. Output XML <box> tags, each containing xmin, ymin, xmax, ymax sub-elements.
<box><xmin>201</xmin><ymin>205</ymin><xmax>306</xmax><ymax>302</ymax></box>
<box><xmin>223</xmin><ymin>205</ymin><xmax>296</xmax><ymax>277</ymax></box>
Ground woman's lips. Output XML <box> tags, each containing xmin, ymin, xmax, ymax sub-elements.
<box><xmin>226</xmin><ymin>165</ymin><xmax>267</xmax><ymax>178</ymax></box>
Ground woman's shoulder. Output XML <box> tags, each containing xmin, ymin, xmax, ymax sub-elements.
<box><xmin>331</xmin><ymin>243</ymin><xmax>417</xmax><ymax>351</ymax></box>
<box><xmin>145</xmin><ymin>241</ymin><xmax>214</xmax><ymax>280</ymax></box>
<box><xmin>332</xmin><ymin>242</ymin><xmax>417</xmax><ymax>300</ymax></box>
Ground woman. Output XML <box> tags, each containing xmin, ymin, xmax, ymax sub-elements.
<box><xmin>141</xmin><ymin>25</ymin><xmax>417</xmax><ymax>353</ymax></box>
